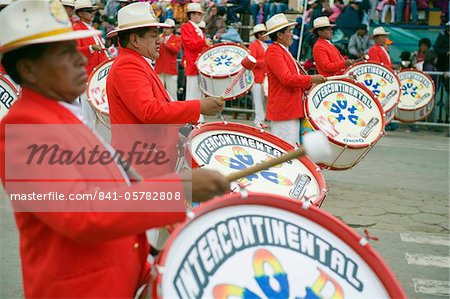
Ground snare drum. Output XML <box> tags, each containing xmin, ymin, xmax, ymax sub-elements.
<box><xmin>395</xmin><ymin>69</ymin><xmax>435</xmax><ymax>123</ymax></box>
<box><xmin>0</xmin><ymin>73</ymin><xmax>20</xmax><ymax>120</ymax></box>
<box><xmin>196</xmin><ymin>43</ymin><xmax>254</xmax><ymax>100</ymax></box>
<box><xmin>345</xmin><ymin>61</ymin><xmax>400</xmax><ymax>124</ymax></box>
<box><xmin>86</xmin><ymin>59</ymin><xmax>114</xmax><ymax>141</ymax></box>
<box><xmin>151</xmin><ymin>193</ymin><xmax>406</xmax><ymax>299</ymax></box>
<box><xmin>303</xmin><ymin>79</ymin><xmax>384</xmax><ymax>170</ymax></box>
<box><xmin>185</xmin><ymin>122</ymin><xmax>327</xmax><ymax>206</ymax></box>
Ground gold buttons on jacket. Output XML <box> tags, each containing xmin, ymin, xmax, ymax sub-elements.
<box><xmin>133</xmin><ymin>242</ymin><xmax>140</xmax><ymax>249</ymax></box>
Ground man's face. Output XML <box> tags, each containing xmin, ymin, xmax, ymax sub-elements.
<box><xmin>64</xmin><ymin>6</ymin><xmax>74</xmax><ymax>17</ymax></box>
<box><xmin>134</xmin><ymin>28</ymin><xmax>161</xmax><ymax>60</ymax></box>
<box><xmin>374</xmin><ymin>35</ymin><xmax>386</xmax><ymax>46</ymax></box>
<box><xmin>419</xmin><ymin>43</ymin><xmax>429</xmax><ymax>52</ymax></box>
<box><xmin>318</xmin><ymin>27</ymin><xmax>333</xmax><ymax>40</ymax></box>
<box><xmin>190</xmin><ymin>12</ymin><xmax>203</xmax><ymax>24</ymax></box>
<box><xmin>21</xmin><ymin>41</ymin><xmax>87</xmax><ymax>102</ymax></box>
<box><xmin>277</xmin><ymin>26</ymin><xmax>294</xmax><ymax>47</ymax></box>
<box><xmin>78</xmin><ymin>9</ymin><xmax>96</xmax><ymax>23</ymax></box>
<box><xmin>357</xmin><ymin>28</ymin><xmax>366</xmax><ymax>37</ymax></box>
<box><xmin>163</xmin><ymin>27</ymin><xmax>174</xmax><ymax>35</ymax></box>
<box><xmin>210</xmin><ymin>7</ymin><xmax>218</xmax><ymax>16</ymax></box>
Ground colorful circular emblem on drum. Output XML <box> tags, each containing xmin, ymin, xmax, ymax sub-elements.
<box><xmin>305</xmin><ymin>80</ymin><xmax>384</xmax><ymax>146</ymax></box>
<box><xmin>345</xmin><ymin>62</ymin><xmax>400</xmax><ymax>117</ymax></box>
<box><xmin>152</xmin><ymin>194</ymin><xmax>405</xmax><ymax>299</ymax></box>
<box><xmin>197</xmin><ymin>44</ymin><xmax>248</xmax><ymax>77</ymax></box>
<box><xmin>187</xmin><ymin>123</ymin><xmax>325</xmax><ymax>204</ymax></box>
<box><xmin>0</xmin><ymin>74</ymin><xmax>20</xmax><ymax>120</ymax></box>
<box><xmin>86</xmin><ymin>59</ymin><xmax>114</xmax><ymax>116</ymax></box>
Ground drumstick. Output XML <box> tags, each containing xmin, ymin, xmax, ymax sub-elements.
<box><xmin>354</xmin><ymin>54</ymin><xmax>370</xmax><ymax>63</ymax></box>
<box><xmin>221</xmin><ymin>55</ymin><xmax>257</xmax><ymax>99</ymax></box>
<box><xmin>226</xmin><ymin>131</ymin><xmax>331</xmax><ymax>182</ymax></box>
<box><xmin>327</xmin><ymin>72</ymin><xmax>357</xmax><ymax>81</ymax></box>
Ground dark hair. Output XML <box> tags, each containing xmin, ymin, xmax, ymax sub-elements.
<box><xmin>400</xmin><ymin>50</ymin><xmax>411</xmax><ymax>61</ymax></box>
<box><xmin>313</xmin><ymin>26</ymin><xmax>331</xmax><ymax>34</ymax></box>
<box><xmin>1</xmin><ymin>43</ymin><xmax>50</xmax><ymax>85</ymax></box>
<box><xmin>268</xmin><ymin>26</ymin><xmax>289</xmax><ymax>41</ymax></box>
<box><xmin>254</xmin><ymin>32</ymin><xmax>265</xmax><ymax>39</ymax></box>
<box><xmin>418</xmin><ymin>38</ymin><xmax>431</xmax><ymax>48</ymax></box>
<box><xmin>118</xmin><ymin>27</ymin><xmax>152</xmax><ymax>48</ymax></box>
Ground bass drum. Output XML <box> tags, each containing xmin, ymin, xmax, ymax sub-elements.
<box><xmin>0</xmin><ymin>73</ymin><xmax>20</xmax><ymax>120</ymax></box>
<box><xmin>151</xmin><ymin>193</ymin><xmax>406</xmax><ymax>299</ymax></box>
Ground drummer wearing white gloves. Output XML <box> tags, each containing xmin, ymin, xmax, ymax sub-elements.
<box><xmin>264</xmin><ymin>14</ymin><xmax>326</xmax><ymax>146</ymax></box>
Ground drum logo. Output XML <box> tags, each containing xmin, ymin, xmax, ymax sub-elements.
<box><xmin>313</xmin><ymin>82</ymin><xmax>372</xmax><ymax>110</ymax></box>
<box><xmin>362</xmin><ymin>74</ymin><xmax>390</xmax><ymax>101</ymax></box>
<box><xmin>401</xmin><ymin>79</ymin><xmax>427</xmax><ymax>100</ymax></box>
<box><xmin>172</xmin><ymin>215</ymin><xmax>364</xmax><ymax>298</ymax></box>
<box><xmin>0</xmin><ymin>86</ymin><xmax>15</xmax><ymax>109</ymax></box>
<box><xmin>360</xmin><ymin>117</ymin><xmax>379</xmax><ymax>138</ymax></box>
<box><xmin>324</xmin><ymin>94</ymin><xmax>367</xmax><ymax>127</ymax></box>
<box><xmin>289</xmin><ymin>174</ymin><xmax>311</xmax><ymax>200</ymax></box>
<box><xmin>97</xmin><ymin>66</ymin><xmax>111</xmax><ymax>81</ymax></box>
<box><xmin>216</xmin><ymin>146</ymin><xmax>293</xmax><ymax>187</ymax></box>
<box><xmin>353</xmin><ymin>65</ymin><xmax>394</xmax><ymax>84</ymax></box>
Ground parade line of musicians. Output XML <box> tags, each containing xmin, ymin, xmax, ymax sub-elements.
<box><xmin>0</xmin><ymin>0</ymin><xmax>411</xmax><ymax>297</ymax></box>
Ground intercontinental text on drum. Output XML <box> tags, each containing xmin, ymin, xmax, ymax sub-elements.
<box><xmin>25</xmin><ymin>141</ymin><xmax>170</xmax><ymax>170</ymax></box>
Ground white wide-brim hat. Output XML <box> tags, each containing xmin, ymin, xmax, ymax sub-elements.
<box><xmin>0</xmin><ymin>0</ymin><xmax>11</xmax><ymax>6</ymax></box>
<box><xmin>264</xmin><ymin>13</ymin><xmax>297</xmax><ymax>36</ymax></box>
<box><xmin>187</xmin><ymin>2</ymin><xmax>204</xmax><ymax>14</ymax></box>
<box><xmin>0</xmin><ymin>0</ymin><xmax>99</xmax><ymax>53</ymax></box>
<box><xmin>74</xmin><ymin>0</ymin><xmax>97</xmax><ymax>11</ymax></box>
<box><xmin>107</xmin><ymin>2</ymin><xmax>170</xmax><ymax>37</ymax></box>
<box><xmin>164</xmin><ymin>18</ymin><xmax>175</xmax><ymax>28</ymax></box>
<box><xmin>372</xmin><ymin>26</ymin><xmax>390</xmax><ymax>37</ymax></box>
<box><xmin>313</xmin><ymin>16</ymin><xmax>335</xmax><ymax>30</ymax></box>
<box><xmin>61</xmin><ymin>0</ymin><xmax>75</xmax><ymax>8</ymax></box>
<box><xmin>251</xmin><ymin>23</ymin><xmax>267</xmax><ymax>35</ymax></box>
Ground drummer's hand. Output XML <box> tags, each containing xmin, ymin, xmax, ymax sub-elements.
<box><xmin>91</xmin><ymin>44</ymin><xmax>105</xmax><ymax>52</ymax></box>
<box><xmin>200</xmin><ymin>97</ymin><xmax>225</xmax><ymax>115</ymax></box>
<box><xmin>345</xmin><ymin>59</ymin><xmax>355</xmax><ymax>66</ymax></box>
<box><xmin>182</xmin><ymin>169</ymin><xmax>229</xmax><ymax>203</ymax></box>
<box><xmin>310</xmin><ymin>75</ymin><xmax>327</xmax><ymax>84</ymax></box>
<box><xmin>206</xmin><ymin>38</ymin><xmax>213</xmax><ymax>46</ymax></box>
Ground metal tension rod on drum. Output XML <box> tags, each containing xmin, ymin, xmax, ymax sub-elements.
<box><xmin>226</xmin><ymin>131</ymin><xmax>331</xmax><ymax>182</ymax></box>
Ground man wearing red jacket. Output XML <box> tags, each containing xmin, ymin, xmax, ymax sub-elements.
<box><xmin>265</xmin><ymin>13</ymin><xmax>326</xmax><ymax>146</ymax></box>
<box><xmin>0</xmin><ymin>1</ymin><xmax>228</xmax><ymax>297</ymax></box>
<box><xmin>368</xmin><ymin>26</ymin><xmax>392</xmax><ymax>68</ymax></box>
<box><xmin>249</xmin><ymin>23</ymin><xmax>269</xmax><ymax>127</ymax></box>
<box><xmin>312</xmin><ymin>16</ymin><xmax>354</xmax><ymax>77</ymax></box>
<box><xmin>155</xmin><ymin>18</ymin><xmax>181</xmax><ymax>101</ymax></box>
<box><xmin>181</xmin><ymin>2</ymin><xmax>212</xmax><ymax>122</ymax></box>
<box><xmin>72</xmin><ymin>0</ymin><xmax>108</xmax><ymax>76</ymax></box>
<box><xmin>106</xmin><ymin>2</ymin><xmax>224</xmax><ymax>177</ymax></box>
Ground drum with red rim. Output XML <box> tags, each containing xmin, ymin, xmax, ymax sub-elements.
<box><xmin>185</xmin><ymin>122</ymin><xmax>327</xmax><ymax>206</ymax></box>
<box><xmin>150</xmin><ymin>193</ymin><xmax>406</xmax><ymax>299</ymax></box>
<box><xmin>0</xmin><ymin>73</ymin><xmax>20</xmax><ymax>120</ymax></box>
<box><xmin>302</xmin><ymin>79</ymin><xmax>385</xmax><ymax>170</ymax></box>
<box><xmin>344</xmin><ymin>61</ymin><xmax>400</xmax><ymax>124</ymax></box>
<box><xmin>85</xmin><ymin>59</ymin><xmax>113</xmax><ymax>140</ymax></box>
<box><xmin>395</xmin><ymin>69</ymin><xmax>435</xmax><ymax>122</ymax></box>
<box><xmin>196</xmin><ymin>43</ymin><xmax>254</xmax><ymax>100</ymax></box>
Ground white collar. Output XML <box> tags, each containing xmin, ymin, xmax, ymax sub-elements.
<box><xmin>142</xmin><ymin>55</ymin><xmax>155</xmax><ymax>69</ymax></box>
<box><xmin>59</xmin><ymin>100</ymin><xmax>84</xmax><ymax>123</ymax></box>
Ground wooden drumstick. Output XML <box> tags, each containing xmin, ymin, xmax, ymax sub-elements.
<box><xmin>221</xmin><ymin>55</ymin><xmax>257</xmax><ymax>99</ymax></box>
<box><xmin>226</xmin><ymin>131</ymin><xmax>331</xmax><ymax>182</ymax></box>
<box><xmin>354</xmin><ymin>54</ymin><xmax>370</xmax><ymax>63</ymax></box>
<box><xmin>327</xmin><ymin>73</ymin><xmax>357</xmax><ymax>81</ymax></box>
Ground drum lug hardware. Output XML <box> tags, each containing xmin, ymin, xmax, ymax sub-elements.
<box><xmin>222</xmin><ymin>116</ymin><xmax>228</xmax><ymax>125</ymax></box>
<box><xmin>301</xmin><ymin>200</ymin><xmax>311</xmax><ymax>210</ymax></box>
<box><xmin>239</xmin><ymin>188</ymin><xmax>249</xmax><ymax>199</ymax></box>
<box><xmin>315</xmin><ymin>167</ymin><xmax>321</xmax><ymax>172</ymax></box>
<box><xmin>155</xmin><ymin>265</ymin><xmax>165</xmax><ymax>274</ymax></box>
<box><xmin>186</xmin><ymin>209</ymin><xmax>195</xmax><ymax>219</ymax></box>
<box><xmin>359</xmin><ymin>238</ymin><xmax>368</xmax><ymax>246</ymax></box>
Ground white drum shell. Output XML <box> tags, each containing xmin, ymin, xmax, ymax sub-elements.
<box><xmin>198</xmin><ymin>69</ymin><xmax>254</xmax><ymax>99</ymax></box>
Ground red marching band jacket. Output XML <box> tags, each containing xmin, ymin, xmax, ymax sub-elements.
<box><xmin>155</xmin><ymin>33</ymin><xmax>182</xmax><ymax>75</ymax></box>
<box><xmin>0</xmin><ymin>88</ymin><xmax>187</xmax><ymax>298</ymax></box>
<box><xmin>313</xmin><ymin>37</ymin><xmax>347</xmax><ymax>77</ymax></box>
<box><xmin>265</xmin><ymin>43</ymin><xmax>312</xmax><ymax>121</ymax></box>
<box><xmin>368</xmin><ymin>44</ymin><xmax>392</xmax><ymax>68</ymax></box>
<box><xmin>248</xmin><ymin>40</ymin><xmax>267</xmax><ymax>84</ymax></box>
<box><xmin>106</xmin><ymin>48</ymin><xmax>201</xmax><ymax>177</ymax></box>
<box><xmin>181</xmin><ymin>21</ymin><xmax>207</xmax><ymax>76</ymax></box>
<box><xmin>72</xmin><ymin>21</ymin><xmax>108</xmax><ymax>75</ymax></box>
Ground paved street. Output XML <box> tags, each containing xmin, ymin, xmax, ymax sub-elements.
<box><xmin>0</xmin><ymin>121</ymin><xmax>448</xmax><ymax>298</ymax></box>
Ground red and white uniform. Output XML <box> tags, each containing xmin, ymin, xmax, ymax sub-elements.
<box><xmin>72</xmin><ymin>21</ymin><xmax>108</xmax><ymax>76</ymax></box>
<box><xmin>106</xmin><ymin>48</ymin><xmax>201</xmax><ymax>177</ymax></box>
<box><xmin>0</xmin><ymin>87</ymin><xmax>186</xmax><ymax>298</ymax></box>
<box><xmin>312</xmin><ymin>37</ymin><xmax>347</xmax><ymax>77</ymax></box>
<box><xmin>249</xmin><ymin>39</ymin><xmax>268</xmax><ymax>126</ymax></box>
<box><xmin>265</xmin><ymin>43</ymin><xmax>312</xmax><ymax>145</ymax></box>
<box><xmin>368</xmin><ymin>44</ymin><xmax>392</xmax><ymax>68</ymax></box>
<box><xmin>181</xmin><ymin>21</ymin><xmax>208</xmax><ymax>121</ymax></box>
<box><xmin>155</xmin><ymin>33</ymin><xmax>182</xmax><ymax>101</ymax></box>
